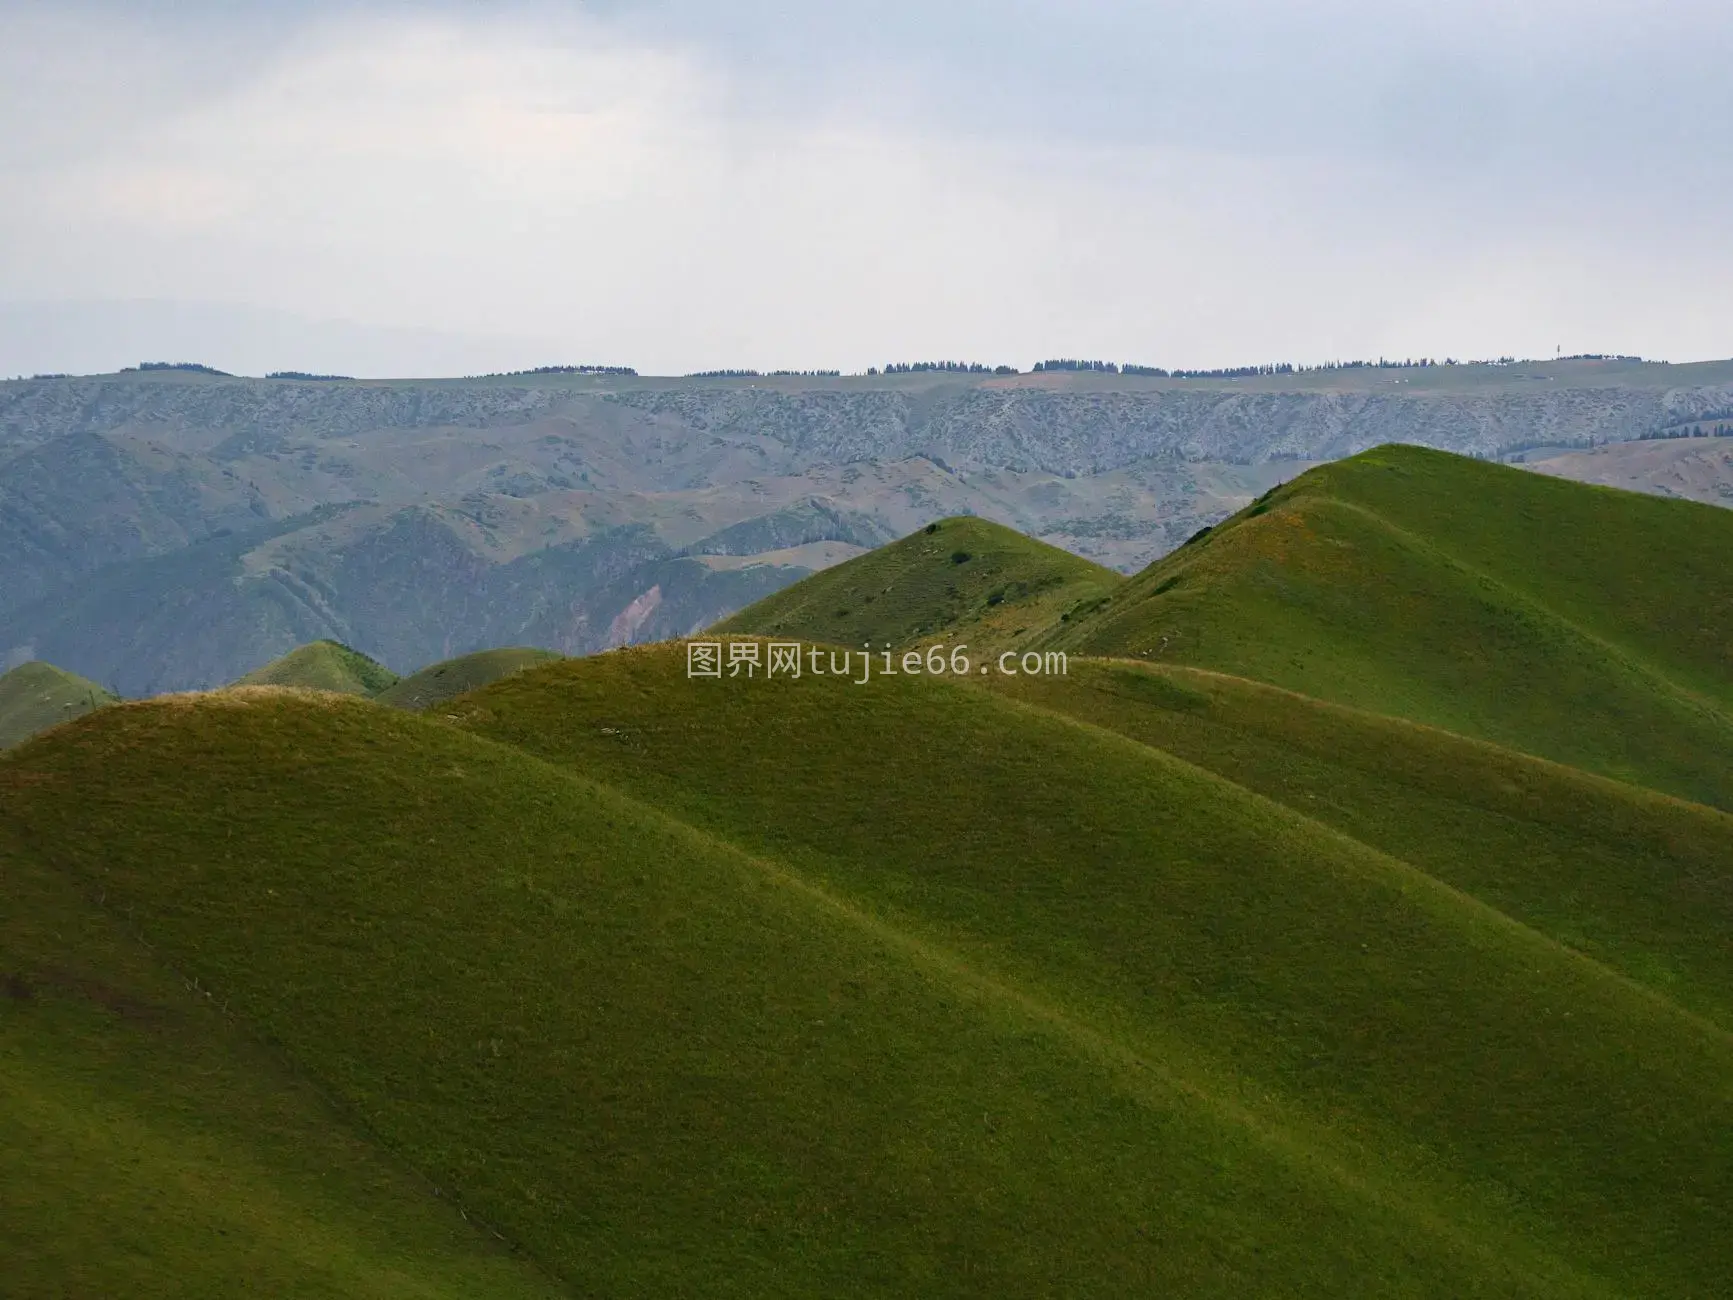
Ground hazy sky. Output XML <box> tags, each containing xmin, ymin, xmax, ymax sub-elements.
<box><xmin>2</xmin><ymin>0</ymin><xmax>1730</xmax><ymax>376</ymax></box>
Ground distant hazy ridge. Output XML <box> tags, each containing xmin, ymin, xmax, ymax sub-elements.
<box><xmin>6</xmin><ymin>368</ymin><xmax>1733</xmax><ymax>470</ymax></box>
<box><xmin>4</xmin><ymin>363</ymin><xmax>1731</xmax><ymax>694</ymax></box>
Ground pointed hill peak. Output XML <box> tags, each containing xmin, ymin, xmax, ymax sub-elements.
<box><xmin>1058</xmin><ymin>444</ymin><xmax>1733</xmax><ymax>807</ymax></box>
<box><xmin>711</xmin><ymin>515</ymin><xmax>1122</xmax><ymax>654</ymax></box>
<box><xmin>232</xmin><ymin>640</ymin><xmax>399</xmax><ymax>696</ymax></box>
<box><xmin>0</xmin><ymin>660</ymin><xmax>118</xmax><ymax>749</ymax></box>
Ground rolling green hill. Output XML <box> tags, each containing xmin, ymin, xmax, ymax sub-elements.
<box><xmin>0</xmin><ymin>661</ymin><xmax>116</xmax><ymax>750</ymax></box>
<box><xmin>372</xmin><ymin>648</ymin><xmax>563</xmax><ymax>711</ymax></box>
<box><xmin>0</xmin><ymin>688</ymin><xmax>1570</xmax><ymax>1296</ymax></box>
<box><xmin>1049</xmin><ymin>445</ymin><xmax>1733</xmax><ymax>809</ymax></box>
<box><xmin>453</xmin><ymin>643</ymin><xmax>1733</xmax><ymax>1298</ymax></box>
<box><xmin>3</xmin><ymin>667</ymin><xmax>1727</xmax><ymax>1294</ymax></box>
<box><xmin>712</xmin><ymin>516</ymin><xmax>1122</xmax><ymax>653</ymax></box>
<box><xmin>7</xmin><ymin>444</ymin><xmax>1733</xmax><ymax>1295</ymax></box>
<box><xmin>234</xmin><ymin>640</ymin><xmax>399</xmax><ymax>696</ymax></box>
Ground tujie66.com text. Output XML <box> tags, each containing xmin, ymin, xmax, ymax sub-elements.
<box><xmin>687</xmin><ymin>641</ymin><xmax>1066</xmax><ymax>683</ymax></box>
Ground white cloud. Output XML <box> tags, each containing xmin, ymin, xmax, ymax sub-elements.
<box><xmin>1</xmin><ymin>1</ymin><xmax>1729</xmax><ymax>375</ymax></box>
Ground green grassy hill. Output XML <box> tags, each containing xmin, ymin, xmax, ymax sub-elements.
<box><xmin>1050</xmin><ymin>445</ymin><xmax>1733</xmax><ymax>809</ymax></box>
<box><xmin>8</xmin><ymin>447</ymin><xmax>1733</xmax><ymax>1295</ymax></box>
<box><xmin>712</xmin><ymin>516</ymin><xmax>1122</xmax><ymax>654</ymax></box>
<box><xmin>0</xmin><ymin>661</ymin><xmax>116</xmax><ymax>750</ymax></box>
<box><xmin>3</xmin><ymin>667</ymin><xmax>1727</xmax><ymax>1294</ymax></box>
<box><xmin>453</xmin><ymin>643</ymin><xmax>1733</xmax><ymax>1298</ymax></box>
<box><xmin>373</xmin><ymin>648</ymin><xmax>562</xmax><ymax>711</ymax></box>
<box><xmin>234</xmin><ymin>640</ymin><xmax>399</xmax><ymax>696</ymax></box>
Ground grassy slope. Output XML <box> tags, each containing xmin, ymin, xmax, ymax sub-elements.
<box><xmin>712</xmin><ymin>516</ymin><xmax>1122</xmax><ymax>653</ymax></box>
<box><xmin>373</xmin><ymin>649</ymin><xmax>562</xmax><ymax>711</ymax></box>
<box><xmin>0</xmin><ymin>689</ymin><xmax>1577</xmax><ymax>1299</ymax></box>
<box><xmin>0</xmin><ymin>661</ymin><xmax>116</xmax><ymax>750</ymax></box>
<box><xmin>6</xmin><ymin>686</ymin><xmax>1726</xmax><ymax>1296</ymax></box>
<box><xmin>0</xmin><ymin>819</ymin><xmax>558</xmax><ymax>1300</ymax></box>
<box><xmin>235</xmin><ymin>640</ymin><xmax>400</xmax><ymax>696</ymax></box>
<box><xmin>457</xmin><ymin>644</ymin><xmax>1733</xmax><ymax>1299</ymax></box>
<box><xmin>1052</xmin><ymin>445</ymin><xmax>1733</xmax><ymax>808</ymax></box>
<box><xmin>985</xmin><ymin>658</ymin><xmax>1733</xmax><ymax>1032</ymax></box>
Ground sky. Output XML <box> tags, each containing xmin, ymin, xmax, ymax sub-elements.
<box><xmin>1</xmin><ymin>0</ymin><xmax>1730</xmax><ymax>377</ymax></box>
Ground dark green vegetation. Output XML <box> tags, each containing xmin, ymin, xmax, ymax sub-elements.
<box><xmin>2</xmin><ymin>671</ymin><xmax>1726</xmax><ymax>1295</ymax></box>
<box><xmin>455</xmin><ymin>645</ymin><xmax>1732</xmax><ymax>1297</ymax></box>
<box><xmin>372</xmin><ymin>648</ymin><xmax>563</xmax><ymax>711</ymax></box>
<box><xmin>234</xmin><ymin>640</ymin><xmax>399</xmax><ymax>696</ymax></box>
<box><xmin>1054</xmin><ymin>445</ymin><xmax>1733</xmax><ymax>809</ymax></box>
<box><xmin>0</xmin><ymin>662</ymin><xmax>116</xmax><ymax>750</ymax></box>
<box><xmin>5</xmin><ymin>445</ymin><xmax>1732</xmax><ymax>1295</ymax></box>
<box><xmin>713</xmin><ymin>516</ymin><xmax>1122</xmax><ymax>653</ymax></box>
<box><xmin>0</xmin><ymin>814</ymin><xmax>562</xmax><ymax>1300</ymax></box>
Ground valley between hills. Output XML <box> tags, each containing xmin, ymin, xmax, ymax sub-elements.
<box><xmin>3</xmin><ymin>440</ymin><xmax>1731</xmax><ymax>1297</ymax></box>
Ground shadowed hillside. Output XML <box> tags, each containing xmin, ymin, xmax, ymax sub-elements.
<box><xmin>373</xmin><ymin>648</ymin><xmax>562</xmax><ymax>711</ymax></box>
<box><xmin>0</xmin><ymin>817</ymin><xmax>561</xmax><ymax>1300</ymax></box>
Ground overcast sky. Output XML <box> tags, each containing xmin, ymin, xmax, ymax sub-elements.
<box><xmin>2</xmin><ymin>0</ymin><xmax>1729</xmax><ymax>376</ymax></box>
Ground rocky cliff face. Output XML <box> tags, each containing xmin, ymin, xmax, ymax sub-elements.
<box><xmin>605</xmin><ymin>381</ymin><xmax>1733</xmax><ymax>470</ymax></box>
<box><xmin>0</xmin><ymin>379</ymin><xmax>565</xmax><ymax>459</ymax></box>
<box><xmin>4</xmin><ymin>366</ymin><xmax>1729</xmax><ymax>693</ymax></box>
<box><xmin>8</xmin><ymin>372</ymin><xmax>1733</xmax><ymax>473</ymax></box>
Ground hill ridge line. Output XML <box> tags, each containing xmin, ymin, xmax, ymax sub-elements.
<box><xmin>1318</xmin><ymin>494</ymin><xmax>1733</xmax><ymax>727</ymax></box>
<box><xmin>12</xmin><ymin>690</ymin><xmax>1602</xmax><ymax>1291</ymax></box>
<box><xmin>429</xmin><ymin>679</ymin><xmax>1620</xmax><ymax>1286</ymax></box>
<box><xmin>508</xmin><ymin>737</ymin><xmax>1609</xmax><ymax>1295</ymax></box>
<box><xmin>458</xmin><ymin>661</ymin><xmax>1727</xmax><ymax>1288</ymax></box>
<box><xmin>964</xmin><ymin>676</ymin><xmax>1733</xmax><ymax>1046</ymax></box>
<box><xmin>1089</xmin><ymin>656</ymin><xmax>1733</xmax><ymax>824</ymax></box>
<box><xmin>720</xmin><ymin>841</ymin><xmax>1609</xmax><ymax>1294</ymax></box>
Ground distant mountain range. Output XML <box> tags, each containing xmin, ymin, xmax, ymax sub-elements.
<box><xmin>4</xmin><ymin>360</ymin><xmax>1731</xmax><ymax>694</ymax></box>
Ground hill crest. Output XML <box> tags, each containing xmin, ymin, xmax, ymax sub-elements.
<box><xmin>0</xmin><ymin>659</ymin><xmax>117</xmax><ymax>749</ymax></box>
<box><xmin>233</xmin><ymin>639</ymin><xmax>398</xmax><ymax>696</ymax></box>
<box><xmin>712</xmin><ymin>515</ymin><xmax>1122</xmax><ymax>653</ymax></box>
<box><xmin>1053</xmin><ymin>444</ymin><xmax>1733</xmax><ymax>806</ymax></box>
<box><xmin>373</xmin><ymin>647</ymin><xmax>563</xmax><ymax>711</ymax></box>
